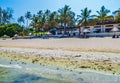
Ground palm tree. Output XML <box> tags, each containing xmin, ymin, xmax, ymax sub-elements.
<box><xmin>31</xmin><ymin>14</ymin><xmax>40</xmax><ymax>32</ymax></box>
<box><xmin>43</xmin><ymin>9</ymin><xmax>51</xmax><ymax>30</ymax></box>
<box><xmin>0</xmin><ymin>7</ymin><xmax>2</xmax><ymax>25</ymax></box>
<box><xmin>77</xmin><ymin>7</ymin><xmax>92</xmax><ymax>36</ymax></box>
<box><xmin>25</xmin><ymin>11</ymin><xmax>32</xmax><ymax>28</ymax></box>
<box><xmin>95</xmin><ymin>6</ymin><xmax>110</xmax><ymax>32</ymax></box>
<box><xmin>35</xmin><ymin>10</ymin><xmax>44</xmax><ymax>31</ymax></box>
<box><xmin>113</xmin><ymin>8</ymin><xmax>120</xmax><ymax>22</ymax></box>
<box><xmin>44</xmin><ymin>9</ymin><xmax>51</xmax><ymax>22</ymax></box>
<box><xmin>31</xmin><ymin>10</ymin><xmax>46</xmax><ymax>32</ymax></box>
<box><xmin>17</xmin><ymin>16</ymin><xmax>24</xmax><ymax>26</ymax></box>
<box><xmin>49</xmin><ymin>11</ymin><xmax>59</xmax><ymax>27</ymax></box>
<box><xmin>58</xmin><ymin>5</ymin><xmax>75</xmax><ymax>35</ymax></box>
<box><xmin>77</xmin><ymin>7</ymin><xmax>92</xmax><ymax>26</ymax></box>
<box><xmin>0</xmin><ymin>7</ymin><xmax>13</xmax><ymax>25</ymax></box>
<box><xmin>37</xmin><ymin>10</ymin><xmax>43</xmax><ymax>17</ymax></box>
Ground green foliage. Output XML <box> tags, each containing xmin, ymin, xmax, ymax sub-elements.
<box><xmin>96</xmin><ymin>6</ymin><xmax>110</xmax><ymax>23</ymax></box>
<box><xmin>31</xmin><ymin>5</ymin><xmax>75</xmax><ymax>33</ymax></box>
<box><xmin>0</xmin><ymin>7</ymin><xmax>13</xmax><ymax>25</ymax></box>
<box><xmin>1</xmin><ymin>5</ymin><xmax>120</xmax><ymax>36</ymax></box>
<box><xmin>0</xmin><ymin>23</ymin><xmax>24</xmax><ymax>37</ymax></box>
<box><xmin>29</xmin><ymin>27</ymin><xmax>34</xmax><ymax>32</ymax></box>
<box><xmin>33</xmin><ymin>32</ymin><xmax>47</xmax><ymax>36</ymax></box>
<box><xmin>1</xmin><ymin>35</ymin><xmax>10</xmax><ymax>38</ymax></box>
<box><xmin>17</xmin><ymin>16</ymin><xmax>25</xmax><ymax>25</ymax></box>
<box><xmin>77</xmin><ymin>7</ymin><xmax>92</xmax><ymax>26</ymax></box>
<box><xmin>0</xmin><ymin>26</ymin><xmax>5</xmax><ymax>36</ymax></box>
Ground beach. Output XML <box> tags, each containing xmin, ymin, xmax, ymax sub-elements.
<box><xmin>0</xmin><ymin>37</ymin><xmax>120</xmax><ymax>82</ymax></box>
<box><xmin>0</xmin><ymin>37</ymin><xmax>120</xmax><ymax>53</ymax></box>
<box><xmin>0</xmin><ymin>37</ymin><xmax>120</xmax><ymax>75</ymax></box>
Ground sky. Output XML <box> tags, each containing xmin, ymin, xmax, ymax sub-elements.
<box><xmin>0</xmin><ymin>0</ymin><xmax>120</xmax><ymax>22</ymax></box>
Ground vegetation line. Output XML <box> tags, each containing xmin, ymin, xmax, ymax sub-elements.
<box><xmin>0</xmin><ymin>6</ymin><xmax>120</xmax><ymax>37</ymax></box>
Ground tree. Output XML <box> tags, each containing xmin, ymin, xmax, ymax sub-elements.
<box><xmin>77</xmin><ymin>7</ymin><xmax>92</xmax><ymax>26</ymax></box>
<box><xmin>25</xmin><ymin>11</ymin><xmax>32</xmax><ymax>28</ymax></box>
<box><xmin>0</xmin><ymin>7</ymin><xmax>13</xmax><ymax>25</ymax></box>
<box><xmin>77</xmin><ymin>7</ymin><xmax>93</xmax><ymax>37</ymax></box>
<box><xmin>31</xmin><ymin>10</ymin><xmax>45</xmax><ymax>32</ymax></box>
<box><xmin>44</xmin><ymin>9</ymin><xmax>51</xmax><ymax>22</ymax></box>
<box><xmin>17</xmin><ymin>16</ymin><xmax>24</xmax><ymax>26</ymax></box>
<box><xmin>48</xmin><ymin>11</ymin><xmax>59</xmax><ymax>28</ymax></box>
<box><xmin>95</xmin><ymin>6</ymin><xmax>110</xmax><ymax>32</ymax></box>
<box><xmin>58</xmin><ymin>5</ymin><xmax>75</xmax><ymax>35</ymax></box>
<box><xmin>0</xmin><ymin>7</ymin><xmax>2</xmax><ymax>25</ymax></box>
<box><xmin>0</xmin><ymin>23</ymin><xmax>24</xmax><ymax>37</ymax></box>
<box><xmin>42</xmin><ymin>9</ymin><xmax>51</xmax><ymax>30</ymax></box>
<box><xmin>31</xmin><ymin>14</ymin><xmax>42</xmax><ymax>32</ymax></box>
<box><xmin>113</xmin><ymin>8</ymin><xmax>120</xmax><ymax>22</ymax></box>
<box><xmin>31</xmin><ymin>10</ymin><xmax>58</xmax><ymax>32</ymax></box>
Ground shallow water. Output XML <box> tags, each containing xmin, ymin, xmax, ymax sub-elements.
<box><xmin>0</xmin><ymin>58</ymin><xmax>120</xmax><ymax>83</ymax></box>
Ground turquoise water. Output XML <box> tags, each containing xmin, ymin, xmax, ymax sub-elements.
<box><xmin>0</xmin><ymin>58</ymin><xmax>120</xmax><ymax>83</ymax></box>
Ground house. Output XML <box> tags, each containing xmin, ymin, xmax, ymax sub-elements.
<box><xmin>50</xmin><ymin>21</ymin><xmax>120</xmax><ymax>37</ymax></box>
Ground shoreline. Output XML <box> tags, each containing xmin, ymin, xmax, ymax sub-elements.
<box><xmin>0</xmin><ymin>47</ymin><xmax>120</xmax><ymax>75</ymax></box>
<box><xmin>0</xmin><ymin>58</ymin><xmax>120</xmax><ymax>83</ymax></box>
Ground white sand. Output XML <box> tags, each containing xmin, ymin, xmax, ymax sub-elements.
<box><xmin>0</xmin><ymin>47</ymin><xmax>120</xmax><ymax>63</ymax></box>
<box><xmin>0</xmin><ymin>37</ymin><xmax>120</xmax><ymax>63</ymax></box>
<box><xmin>0</xmin><ymin>37</ymin><xmax>120</xmax><ymax>52</ymax></box>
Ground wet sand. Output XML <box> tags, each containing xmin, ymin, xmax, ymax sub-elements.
<box><xmin>0</xmin><ymin>58</ymin><xmax>120</xmax><ymax>83</ymax></box>
<box><xmin>0</xmin><ymin>47</ymin><xmax>120</xmax><ymax>75</ymax></box>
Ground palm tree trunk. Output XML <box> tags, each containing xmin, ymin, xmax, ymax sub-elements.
<box><xmin>26</xmin><ymin>19</ymin><xmax>28</xmax><ymax>28</ymax></box>
<box><xmin>0</xmin><ymin>13</ymin><xmax>2</xmax><ymax>25</ymax></box>
<box><xmin>0</xmin><ymin>13</ymin><xmax>1</xmax><ymax>25</ymax></box>
<box><xmin>20</xmin><ymin>22</ymin><xmax>22</xmax><ymax>26</ymax></box>
<box><xmin>101</xmin><ymin>21</ymin><xmax>105</xmax><ymax>33</ymax></box>
<box><xmin>64</xmin><ymin>23</ymin><xmax>66</xmax><ymax>35</ymax></box>
<box><xmin>79</xmin><ymin>27</ymin><xmax>81</xmax><ymax>38</ymax></box>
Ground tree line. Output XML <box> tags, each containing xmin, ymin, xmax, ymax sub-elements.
<box><xmin>17</xmin><ymin>5</ymin><xmax>120</xmax><ymax>33</ymax></box>
<box><xmin>0</xmin><ymin>5</ymin><xmax>120</xmax><ymax>37</ymax></box>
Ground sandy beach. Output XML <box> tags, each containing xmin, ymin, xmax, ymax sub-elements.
<box><xmin>0</xmin><ymin>37</ymin><xmax>120</xmax><ymax>53</ymax></box>
<box><xmin>0</xmin><ymin>37</ymin><xmax>120</xmax><ymax>75</ymax></box>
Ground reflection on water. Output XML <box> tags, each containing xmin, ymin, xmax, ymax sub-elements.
<box><xmin>0</xmin><ymin>58</ymin><xmax>120</xmax><ymax>83</ymax></box>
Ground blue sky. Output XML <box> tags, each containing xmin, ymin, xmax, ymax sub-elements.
<box><xmin>0</xmin><ymin>0</ymin><xmax>120</xmax><ymax>22</ymax></box>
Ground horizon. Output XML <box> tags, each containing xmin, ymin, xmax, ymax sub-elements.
<box><xmin>0</xmin><ymin>0</ymin><xmax>120</xmax><ymax>23</ymax></box>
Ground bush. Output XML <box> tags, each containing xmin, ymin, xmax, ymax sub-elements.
<box><xmin>1</xmin><ymin>35</ymin><xmax>10</xmax><ymax>38</ymax></box>
<box><xmin>0</xmin><ymin>23</ymin><xmax>24</xmax><ymax>37</ymax></box>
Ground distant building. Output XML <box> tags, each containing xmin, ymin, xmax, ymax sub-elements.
<box><xmin>81</xmin><ymin>21</ymin><xmax>120</xmax><ymax>33</ymax></box>
<box><xmin>54</xmin><ymin>21</ymin><xmax>120</xmax><ymax>37</ymax></box>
